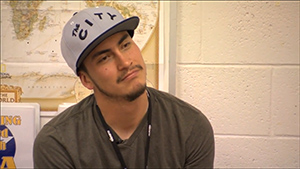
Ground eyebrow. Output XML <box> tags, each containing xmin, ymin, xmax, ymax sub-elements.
<box><xmin>118</xmin><ymin>33</ymin><xmax>129</xmax><ymax>45</ymax></box>
<box><xmin>91</xmin><ymin>49</ymin><xmax>110</xmax><ymax>60</ymax></box>
<box><xmin>91</xmin><ymin>33</ymin><xmax>129</xmax><ymax>60</ymax></box>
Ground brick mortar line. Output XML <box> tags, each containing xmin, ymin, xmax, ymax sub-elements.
<box><xmin>214</xmin><ymin>134</ymin><xmax>300</xmax><ymax>139</ymax></box>
<box><xmin>177</xmin><ymin>63</ymin><xmax>300</xmax><ymax>67</ymax></box>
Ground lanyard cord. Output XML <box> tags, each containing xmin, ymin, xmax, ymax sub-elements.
<box><xmin>96</xmin><ymin>95</ymin><xmax>152</xmax><ymax>169</ymax></box>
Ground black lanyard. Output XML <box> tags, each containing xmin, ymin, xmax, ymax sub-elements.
<box><xmin>96</xmin><ymin>94</ymin><xmax>152</xmax><ymax>169</ymax></box>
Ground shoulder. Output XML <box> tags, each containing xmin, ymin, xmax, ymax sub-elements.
<box><xmin>147</xmin><ymin>87</ymin><xmax>211</xmax><ymax>129</ymax></box>
<box><xmin>44</xmin><ymin>94</ymin><xmax>95</xmax><ymax>128</ymax></box>
<box><xmin>34</xmin><ymin>94</ymin><xmax>96</xmax><ymax>150</ymax></box>
<box><xmin>147</xmin><ymin>87</ymin><xmax>214</xmax><ymax>153</ymax></box>
<box><xmin>35</xmin><ymin>94</ymin><xmax>95</xmax><ymax>142</ymax></box>
<box><xmin>147</xmin><ymin>87</ymin><xmax>203</xmax><ymax>118</ymax></box>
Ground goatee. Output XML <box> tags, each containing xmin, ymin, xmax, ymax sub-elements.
<box><xmin>124</xmin><ymin>83</ymin><xmax>146</xmax><ymax>102</ymax></box>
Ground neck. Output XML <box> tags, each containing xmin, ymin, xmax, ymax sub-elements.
<box><xmin>95</xmin><ymin>90</ymin><xmax>149</xmax><ymax>140</ymax></box>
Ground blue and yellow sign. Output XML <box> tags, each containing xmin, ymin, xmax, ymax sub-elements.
<box><xmin>0</xmin><ymin>103</ymin><xmax>39</xmax><ymax>168</ymax></box>
<box><xmin>0</xmin><ymin>125</ymin><xmax>17</xmax><ymax>168</ymax></box>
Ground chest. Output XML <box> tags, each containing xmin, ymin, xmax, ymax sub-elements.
<box><xmin>63</xmin><ymin>120</ymin><xmax>186</xmax><ymax>168</ymax></box>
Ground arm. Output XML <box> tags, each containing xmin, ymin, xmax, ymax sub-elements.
<box><xmin>184</xmin><ymin>113</ymin><xmax>215</xmax><ymax>168</ymax></box>
<box><xmin>33</xmin><ymin>125</ymin><xmax>74</xmax><ymax>168</ymax></box>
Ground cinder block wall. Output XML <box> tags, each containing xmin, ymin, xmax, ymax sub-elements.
<box><xmin>175</xmin><ymin>1</ymin><xmax>299</xmax><ymax>168</ymax></box>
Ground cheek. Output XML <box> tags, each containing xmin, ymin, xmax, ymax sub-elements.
<box><xmin>99</xmin><ymin>66</ymin><xmax>114</xmax><ymax>79</ymax></box>
<box><xmin>100</xmin><ymin>68</ymin><xmax>108</xmax><ymax>76</ymax></box>
<box><xmin>130</xmin><ymin>43</ymin><xmax>142</xmax><ymax>57</ymax></box>
<box><xmin>131</xmin><ymin>50</ymin><xmax>144</xmax><ymax>63</ymax></box>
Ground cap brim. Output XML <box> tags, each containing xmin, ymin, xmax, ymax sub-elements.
<box><xmin>76</xmin><ymin>16</ymin><xmax>139</xmax><ymax>70</ymax></box>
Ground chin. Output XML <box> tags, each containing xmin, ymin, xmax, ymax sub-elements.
<box><xmin>125</xmin><ymin>83</ymin><xmax>147</xmax><ymax>102</ymax></box>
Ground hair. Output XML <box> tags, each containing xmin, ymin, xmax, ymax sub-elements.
<box><xmin>76</xmin><ymin>63</ymin><xmax>88</xmax><ymax>76</ymax></box>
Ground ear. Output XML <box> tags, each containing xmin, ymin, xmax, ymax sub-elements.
<box><xmin>78</xmin><ymin>71</ymin><xmax>94</xmax><ymax>90</ymax></box>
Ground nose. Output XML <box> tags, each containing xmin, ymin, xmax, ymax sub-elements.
<box><xmin>115</xmin><ymin>50</ymin><xmax>132</xmax><ymax>70</ymax></box>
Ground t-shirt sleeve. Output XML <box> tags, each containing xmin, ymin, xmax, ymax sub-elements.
<box><xmin>33</xmin><ymin>125</ymin><xmax>74</xmax><ymax>168</ymax></box>
<box><xmin>184</xmin><ymin>112</ymin><xmax>215</xmax><ymax>168</ymax></box>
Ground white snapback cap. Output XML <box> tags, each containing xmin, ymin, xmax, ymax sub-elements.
<box><xmin>61</xmin><ymin>6</ymin><xmax>139</xmax><ymax>74</ymax></box>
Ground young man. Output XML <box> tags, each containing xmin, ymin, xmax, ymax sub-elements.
<box><xmin>34</xmin><ymin>6</ymin><xmax>215</xmax><ymax>168</ymax></box>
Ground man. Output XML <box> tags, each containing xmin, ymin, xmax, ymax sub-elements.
<box><xmin>34</xmin><ymin>6</ymin><xmax>214</xmax><ymax>168</ymax></box>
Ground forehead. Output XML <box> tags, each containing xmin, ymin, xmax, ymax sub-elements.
<box><xmin>83</xmin><ymin>31</ymin><xmax>130</xmax><ymax>62</ymax></box>
<box><xmin>93</xmin><ymin>31</ymin><xmax>130</xmax><ymax>49</ymax></box>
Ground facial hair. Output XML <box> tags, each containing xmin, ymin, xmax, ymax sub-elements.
<box><xmin>88</xmin><ymin>64</ymin><xmax>146</xmax><ymax>102</ymax></box>
<box><xmin>94</xmin><ymin>82</ymin><xmax>146</xmax><ymax>102</ymax></box>
<box><xmin>116</xmin><ymin>64</ymin><xmax>143</xmax><ymax>84</ymax></box>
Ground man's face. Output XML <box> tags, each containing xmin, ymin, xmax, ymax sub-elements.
<box><xmin>79</xmin><ymin>31</ymin><xmax>147</xmax><ymax>101</ymax></box>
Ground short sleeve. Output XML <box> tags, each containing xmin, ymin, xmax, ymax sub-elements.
<box><xmin>33</xmin><ymin>125</ymin><xmax>74</xmax><ymax>168</ymax></box>
<box><xmin>184</xmin><ymin>113</ymin><xmax>215</xmax><ymax>168</ymax></box>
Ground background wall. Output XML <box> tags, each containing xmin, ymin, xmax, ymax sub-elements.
<box><xmin>175</xmin><ymin>1</ymin><xmax>299</xmax><ymax>168</ymax></box>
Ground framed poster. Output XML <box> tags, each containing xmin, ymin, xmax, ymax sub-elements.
<box><xmin>0</xmin><ymin>103</ymin><xmax>40</xmax><ymax>168</ymax></box>
<box><xmin>1</xmin><ymin>0</ymin><xmax>162</xmax><ymax>111</ymax></box>
<box><xmin>0</xmin><ymin>85</ymin><xmax>23</xmax><ymax>103</ymax></box>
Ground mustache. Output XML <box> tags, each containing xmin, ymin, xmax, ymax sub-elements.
<box><xmin>116</xmin><ymin>64</ymin><xmax>143</xmax><ymax>83</ymax></box>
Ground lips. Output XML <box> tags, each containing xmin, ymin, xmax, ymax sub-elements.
<box><xmin>121</xmin><ymin>69</ymin><xmax>139</xmax><ymax>81</ymax></box>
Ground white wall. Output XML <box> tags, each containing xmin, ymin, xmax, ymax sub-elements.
<box><xmin>175</xmin><ymin>1</ymin><xmax>299</xmax><ymax>168</ymax></box>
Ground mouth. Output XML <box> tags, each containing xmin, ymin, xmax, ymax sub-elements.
<box><xmin>117</xmin><ymin>65</ymin><xmax>143</xmax><ymax>83</ymax></box>
<box><xmin>123</xmin><ymin>70</ymin><xmax>139</xmax><ymax>81</ymax></box>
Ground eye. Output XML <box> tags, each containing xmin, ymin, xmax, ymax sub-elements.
<box><xmin>98</xmin><ymin>55</ymin><xmax>110</xmax><ymax>63</ymax></box>
<box><xmin>122</xmin><ymin>42</ymin><xmax>131</xmax><ymax>49</ymax></box>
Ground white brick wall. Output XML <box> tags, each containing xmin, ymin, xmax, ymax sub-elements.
<box><xmin>176</xmin><ymin>1</ymin><xmax>299</xmax><ymax>168</ymax></box>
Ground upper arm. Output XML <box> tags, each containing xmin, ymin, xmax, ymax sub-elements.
<box><xmin>184</xmin><ymin>114</ymin><xmax>215</xmax><ymax>169</ymax></box>
<box><xmin>33</xmin><ymin>125</ymin><xmax>74</xmax><ymax>168</ymax></box>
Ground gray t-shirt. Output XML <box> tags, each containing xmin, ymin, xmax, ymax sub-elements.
<box><xmin>34</xmin><ymin>87</ymin><xmax>214</xmax><ymax>168</ymax></box>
